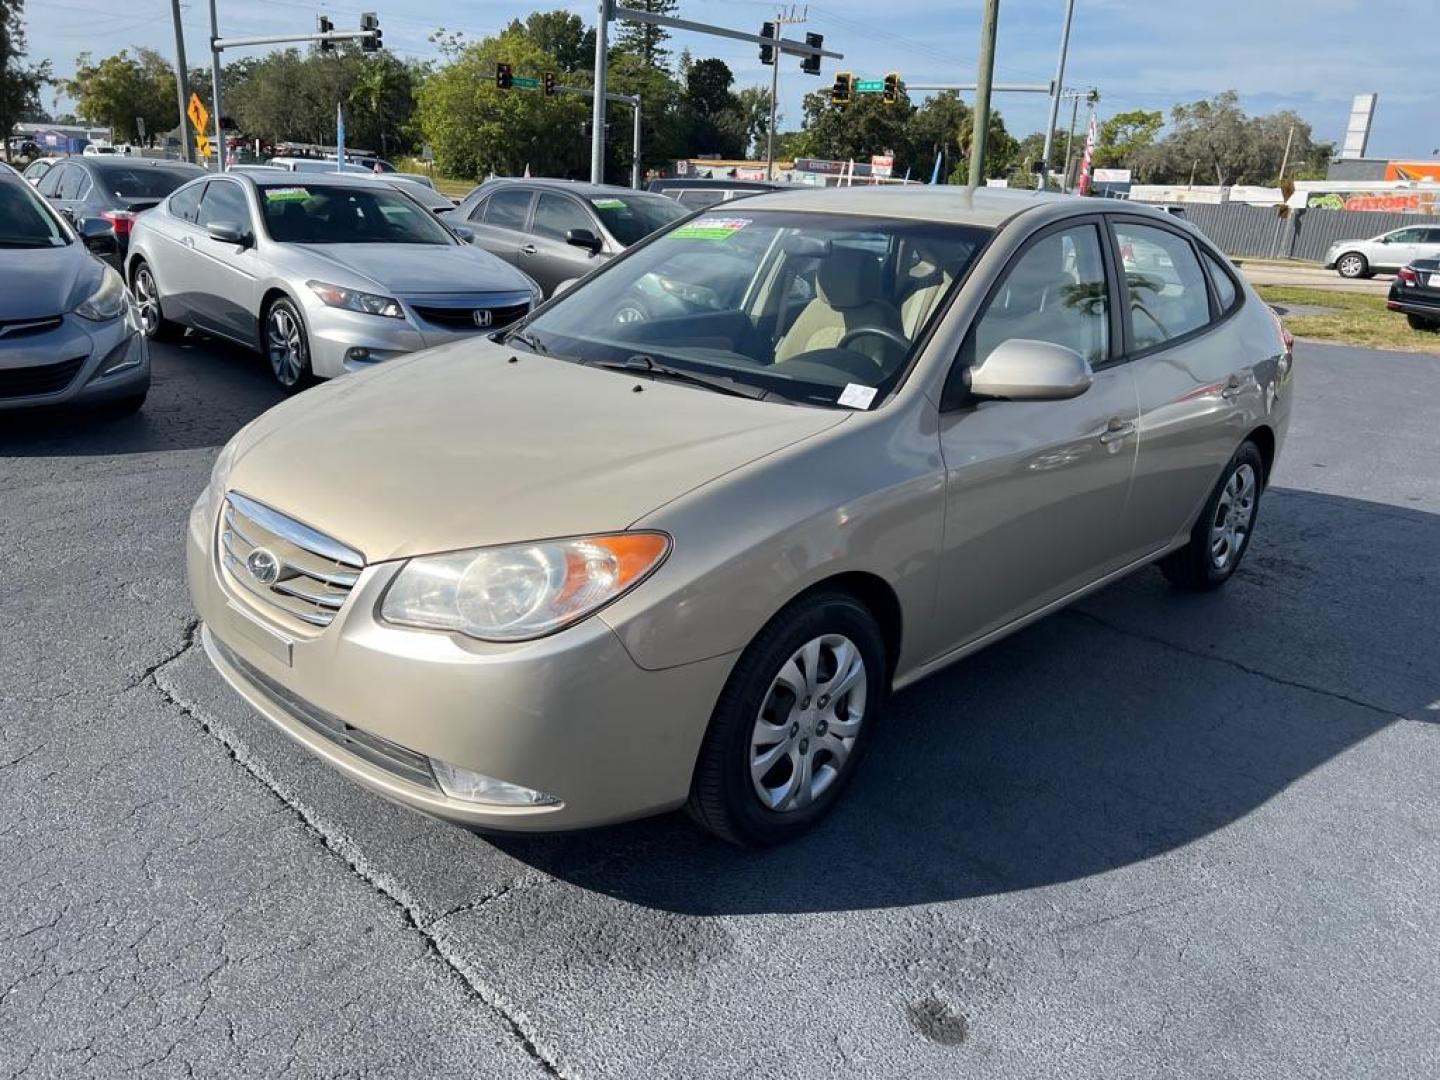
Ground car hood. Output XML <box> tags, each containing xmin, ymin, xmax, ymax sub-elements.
<box><xmin>285</xmin><ymin>242</ymin><xmax>530</xmax><ymax>296</ymax></box>
<box><xmin>227</xmin><ymin>338</ymin><xmax>849</xmax><ymax>562</ymax></box>
<box><xmin>0</xmin><ymin>244</ymin><xmax>99</xmax><ymax>320</ymax></box>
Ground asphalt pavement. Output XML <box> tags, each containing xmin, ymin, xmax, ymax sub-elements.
<box><xmin>1237</xmin><ymin>260</ymin><xmax>1392</xmax><ymax>294</ymax></box>
<box><xmin>2</xmin><ymin>335</ymin><xmax>1438</xmax><ymax>1079</ymax></box>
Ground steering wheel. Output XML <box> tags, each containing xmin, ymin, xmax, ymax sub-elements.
<box><xmin>837</xmin><ymin>325</ymin><xmax>911</xmax><ymax>359</ymax></box>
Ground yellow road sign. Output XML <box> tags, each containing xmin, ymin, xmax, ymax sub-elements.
<box><xmin>187</xmin><ymin>93</ymin><xmax>209</xmax><ymax>132</ymax></box>
<box><xmin>195</xmin><ymin>134</ymin><xmax>212</xmax><ymax>159</ymax></box>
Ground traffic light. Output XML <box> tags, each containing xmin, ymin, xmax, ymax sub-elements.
<box><xmin>543</xmin><ymin>71</ymin><xmax>556</xmax><ymax>96</ymax></box>
<box><xmin>360</xmin><ymin>12</ymin><xmax>381</xmax><ymax>52</ymax></box>
<box><xmin>496</xmin><ymin>62</ymin><xmax>513</xmax><ymax>91</ymax></box>
<box><xmin>882</xmin><ymin>71</ymin><xmax>900</xmax><ymax>105</ymax></box>
<box><xmin>801</xmin><ymin>32</ymin><xmax>823</xmax><ymax>76</ymax></box>
<box><xmin>759</xmin><ymin>22</ymin><xmax>776</xmax><ymax>65</ymax></box>
<box><xmin>317</xmin><ymin>14</ymin><xmax>334</xmax><ymax>54</ymax></box>
<box><xmin>830</xmin><ymin>71</ymin><xmax>853</xmax><ymax>107</ymax></box>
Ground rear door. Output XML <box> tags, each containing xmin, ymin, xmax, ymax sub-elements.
<box><xmin>1113</xmin><ymin>216</ymin><xmax>1259</xmax><ymax>557</ymax></box>
<box><xmin>526</xmin><ymin>191</ymin><xmax>607</xmax><ymax>295</ymax></box>
<box><xmin>463</xmin><ymin>187</ymin><xmax>534</xmax><ymax>270</ymax></box>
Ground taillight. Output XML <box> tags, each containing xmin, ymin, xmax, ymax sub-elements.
<box><xmin>100</xmin><ymin>209</ymin><xmax>136</xmax><ymax>237</ymax></box>
<box><xmin>1397</xmin><ymin>266</ymin><xmax>1418</xmax><ymax>286</ymax></box>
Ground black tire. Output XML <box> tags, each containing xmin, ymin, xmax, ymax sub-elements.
<box><xmin>130</xmin><ymin>262</ymin><xmax>184</xmax><ymax>342</ymax></box>
<box><xmin>1334</xmin><ymin>252</ymin><xmax>1368</xmax><ymax>279</ymax></box>
<box><xmin>686</xmin><ymin>591</ymin><xmax>888</xmax><ymax>847</ymax></box>
<box><xmin>262</xmin><ymin>297</ymin><xmax>315</xmax><ymax>393</ymax></box>
<box><xmin>1406</xmin><ymin>313</ymin><xmax>1438</xmax><ymax>332</ymax></box>
<box><xmin>1160</xmin><ymin>440</ymin><xmax>1266</xmax><ymax>592</ymax></box>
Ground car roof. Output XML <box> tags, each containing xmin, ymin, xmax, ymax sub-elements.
<box><xmin>79</xmin><ymin>158</ymin><xmax>205</xmax><ymax>174</ymax></box>
<box><xmin>231</xmin><ymin>170</ymin><xmax>399</xmax><ymax>189</ymax></box>
<box><xmin>649</xmin><ymin>178</ymin><xmax>783</xmax><ymax>191</ymax></box>
<box><xmin>725</xmin><ymin>184</ymin><xmax>1075</xmax><ymax>228</ymax></box>
<box><xmin>480</xmin><ymin>177</ymin><xmax>670</xmax><ymax>199</ymax></box>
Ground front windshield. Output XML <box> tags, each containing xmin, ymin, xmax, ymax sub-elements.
<box><xmin>589</xmin><ymin>193</ymin><xmax>688</xmax><ymax>246</ymax></box>
<box><xmin>0</xmin><ymin>181</ymin><xmax>69</xmax><ymax>248</ymax></box>
<box><xmin>93</xmin><ymin>164</ymin><xmax>202</xmax><ymax>198</ymax></box>
<box><xmin>258</xmin><ymin>183</ymin><xmax>454</xmax><ymax>245</ymax></box>
<box><xmin>515</xmin><ymin>209</ymin><xmax>991</xmax><ymax>409</ymax></box>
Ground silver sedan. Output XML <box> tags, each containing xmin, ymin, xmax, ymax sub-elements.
<box><xmin>126</xmin><ymin>172</ymin><xmax>540</xmax><ymax>390</ymax></box>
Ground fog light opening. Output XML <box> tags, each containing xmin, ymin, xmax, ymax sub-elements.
<box><xmin>429</xmin><ymin>758</ymin><xmax>560</xmax><ymax>807</ymax></box>
<box><xmin>345</xmin><ymin>347</ymin><xmax>373</xmax><ymax>362</ymax></box>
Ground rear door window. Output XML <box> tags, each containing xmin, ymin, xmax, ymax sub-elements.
<box><xmin>1114</xmin><ymin>221</ymin><xmax>1212</xmax><ymax>350</ymax></box>
<box><xmin>484</xmin><ymin>188</ymin><xmax>533</xmax><ymax>230</ymax></box>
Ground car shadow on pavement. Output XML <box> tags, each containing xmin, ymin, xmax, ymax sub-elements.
<box><xmin>495</xmin><ymin>489</ymin><xmax>1437</xmax><ymax>915</ymax></box>
<box><xmin>0</xmin><ymin>334</ymin><xmax>285</xmax><ymax>458</ymax></box>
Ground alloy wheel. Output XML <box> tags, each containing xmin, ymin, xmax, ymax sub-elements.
<box><xmin>749</xmin><ymin>633</ymin><xmax>868</xmax><ymax>813</ymax></box>
<box><xmin>1337</xmin><ymin>254</ymin><xmax>1364</xmax><ymax>278</ymax></box>
<box><xmin>1210</xmin><ymin>462</ymin><xmax>1257</xmax><ymax>570</ymax></box>
<box><xmin>266</xmin><ymin>306</ymin><xmax>305</xmax><ymax>388</ymax></box>
<box><xmin>133</xmin><ymin>268</ymin><xmax>161</xmax><ymax>337</ymax></box>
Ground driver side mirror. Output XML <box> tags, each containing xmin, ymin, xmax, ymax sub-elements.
<box><xmin>566</xmin><ymin>227</ymin><xmax>603</xmax><ymax>255</ymax></box>
<box><xmin>206</xmin><ymin>220</ymin><xmax>253</xmax><ymax>248</ymax></box>
<box><xmin>449</xmin><ymin>224</ymin><xmax>475</xmax><ymax>243</ymax></box>
<box><xmin>967</xmin><ymin>338</ymin><xmax>1093</xmax><ymax>402</ymax></box>
<box><xmin>77</xmin><ymin>217</ymin><xmax>119</xmax><ymax>257</ymax></box>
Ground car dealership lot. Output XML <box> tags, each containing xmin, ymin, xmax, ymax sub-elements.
<box><xmin>2</xmin><ymin>338</ymin><xmax>1437</xmax><ymax>1077</ymax></box>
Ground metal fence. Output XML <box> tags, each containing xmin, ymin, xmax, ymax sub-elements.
<box><xmin>1173</xmin><ymin>201</ymin><xmax>1440</xmax><ymax>263</ymax></box>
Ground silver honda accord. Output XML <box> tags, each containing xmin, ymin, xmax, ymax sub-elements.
<box><xmin>126</xmin><ymin>172</ymin><xmax>540</xmax><ymax>391</ymax></box>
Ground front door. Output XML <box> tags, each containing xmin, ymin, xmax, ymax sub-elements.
<box><xmin>931</xmin><ymin>220</ymin><xmax>1140</xmax><ymax>657</ymax></box>
<box><xmin>189</xmin><ymin>178</ymin><xmax>261</xmax><ymax>344</ymax></box>
<box><xmin>526</xmin><ymin>191</ymin><xmax>608</xmax><ymax>295</ymax></box>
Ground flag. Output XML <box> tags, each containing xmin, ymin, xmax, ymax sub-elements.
<box><xmin>1077</xmin><ymin>112</ymin><xmax>1097</xmax><ymax>196</ymax></box>
<box><xmin>336</xmin><ymin>103</ymin><xmax>345</xmax><ymax>172</ymax></box>
<box><xmin>930</xmin><ymin>150</ymin><xmax>942</xmax><ymax>185</ymax></box>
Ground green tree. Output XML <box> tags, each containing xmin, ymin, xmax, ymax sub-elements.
<box><xmin>1</xmin><ymin>1</ymin><xmax>49</xmax><ymax>145</ymax></box>
<box><xmin>1094</xmin><ymin>108</ymin><xmax>1162</xmax><ymax>171</ymax></box>
<box><xmin>505</xmin><ymin>10</ymin><xmax>594</xmax><ymax>73</ymax></box>
<box><xmin>613</xmin><ymin>0</ymin><xmax>678</xmax><ymax>70</ymax></box>
<box><xmin>1137</xmin><ymin>92</ymin><xmax>1335</xmax><ymax>186</ymax></box>
<box><xmin>65</xmin><ymin>48</ymin><xmax>177</xmax><ymax>145</ymax></box>
<box><xmin>792</xmin><ymin>88</ymin><xmax>914</xmax><ymax>171</ymax></box>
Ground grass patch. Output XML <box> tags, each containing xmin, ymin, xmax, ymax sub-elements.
<box><xmin>393</xmin><ymin>156</ymin><xmax>474</xmax><ymax>199</ymax></box>
<box><xmin>1257</xmin><ymin>285</ymin><xmax>1440</xmax><ymax>354</ymax></box>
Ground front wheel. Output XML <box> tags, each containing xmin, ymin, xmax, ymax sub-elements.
<box><xmin>264</xmin><ymin>298</ymin><xmax>314</xmax><ymax>393</ymax></box>
<box><xmin>1160</xmin><ymin>441</ymin><xmax>1265</xmax><ymax>592</ymax></box>
<box><xmin>687</xmin><ymin>592</ymin><xmax>888</xmax><ymax>847</ymax></box>
<box><xmin>1335</xmin><ymin>252</ymin><xmax>1368</xmax><ymax>279</ymax></box>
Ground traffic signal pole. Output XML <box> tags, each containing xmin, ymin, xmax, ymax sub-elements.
<box><xmin>967</xmin><ymin>0</ymin><xmax>1000</xmax><ymax>189</ymax></box>
<box><xmin>208</xmin><ymin>0</ymin><xmax>224</xmax><ymax>171</ymax></box>
<box><xmin>169</xmin><ymin>0</ymin><xmax>193</xmax><ymax>162</ymax></box>
<box><xmin>1040</xmin><ymin>0</ymin><xmax>1076</xmax><ymax>189</ymax></box>
<box><xmin>590</xmin><ymin>0</ymin><xmax>609</xmax><ymax>183</ymax></box>
<box><xmin>766</xmin><ymin>20</ymin><xmax>781</xmax><ymax>181</ymax></box>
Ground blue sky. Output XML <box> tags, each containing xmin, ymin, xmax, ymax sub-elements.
<box><xmin>26</xmin><ymin>0</ymin><xmax>1439</xmax><ymax>161</ymax></box>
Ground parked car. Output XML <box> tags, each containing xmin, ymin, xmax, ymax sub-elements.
<box><xmin>188</xmin><ymin>187</ymin><xmax>1293</xmax><ymax>846</ymax></box>
<box><xmin>0</xmin><ymin>164</ymin><xmax>148</xmax><ymax>414</ymax></box>
<box><xmin>82</xmin><ymin>143</ymin><xmax>118</xmax><ymax>156</ymax></box>
<box><xmin>265</xmin><ymin>157</ymin><xmax>375</xmax><ymax>175</ymax></box>
<box><xmin>1324</xmin><ymin>225</ymin><xmax>1440</xmax><ymax>279</ymax></box>
<box><xmin>378</xmin><ymin>175</ymin><xmax>456</xmax><ymax>216</ymax></box>
<box><xmin>22</xmin><ymin>157</ymin><xmax>63</xmax><ymax>187</ymax></box>
<box><xmin>125</xmin><ymin>171</ymin><xmax>540</xmax><ymax>390</ymax></box>
<box><xmin>453</xmin><ymin>178</ymin><xmax>688</xmax><ymax>295</ymax></box>
<box><xmin>1387</xmin><ymin>260</ymin><xmax>1440</xmax><ymax>330</ymax></box>
<box><xmin>647</xmin><ymin>177</ymin><xmax>786</xmax><ymax>209</ymax></box>
<box><xmin>34</xmin><ymin>157</ymin><xmax>206</xmax><ymax>270</ymax></box>
<box><xmin>393</xmin><ymin>172</ymin><xmax>438</xmax><ymax>190</ymax></box>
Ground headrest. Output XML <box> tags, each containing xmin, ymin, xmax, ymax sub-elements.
<box><xmin>817</xmin><ymin>247</ymin><xmax>881</xmax><ymax>309</ymax></box>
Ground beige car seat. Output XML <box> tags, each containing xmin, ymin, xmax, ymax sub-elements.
<box><xmin>774</xmin><ymin>247</ymin><xmax>903</xmax><ymax>365</ymax></box>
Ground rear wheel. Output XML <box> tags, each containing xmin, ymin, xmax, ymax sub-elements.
<box><xmin>130</xmin><ymin>262</ymin><xmax>184</xmax><ymax>342</ymax></box>
<box><xmin>1335</xmin><ymin>252</ymin><xmax>1368</xmax><ymax>279</ymax></box>
<box><xmin>1406</xmin><ymin>313</ymin><xmax>1438</xmax><ymax>332</ymax></box>
<box><xmin>1160</xmin><ymin>441</ymin><xmax>1265</xmax><ymax>592</ymax></box>
<box><xmin>264</xmin><ymin>298</ymin><xmax>314</xmax><ymax>393</ymax></box>
<box><xmin>687</xmin><ymin>592</ymin><xmax>887</xmax><ymax>847</ymax></box>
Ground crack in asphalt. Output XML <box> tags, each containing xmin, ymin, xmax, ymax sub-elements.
<box><xmin>1067</xmin><ymin>607</ymin><xmax>1407</xmax><ymax>722</ymax></box>
<box><xmin>145</xmin><ymin>637</ymin><xmax>569</xmax><ymax>1080</ymax></box>
<box><xmin>125</xmin><ymin>618</ymin><xmax>202</xmax><ymax>691</ymax></box>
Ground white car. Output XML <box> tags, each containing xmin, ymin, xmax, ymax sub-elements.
<box><xmin>1324</xmin><ymin>225</ymin><xmax>1440</xmax><ymax>279</ymax></box>
<box><xmin>83</xmin><ymin>144</ymin><xmax>119</xmax><ymax>156</ymax></box>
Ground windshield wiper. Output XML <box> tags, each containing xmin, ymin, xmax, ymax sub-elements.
<box><xmin>505</xmin><ymin>328</ymin><xmax>550</xmax><ymax>355</ymax></box>
<box><xmin>585</xmin><ymin>354</ymin><xmax>769</xmax><ymax>401</ymax></box>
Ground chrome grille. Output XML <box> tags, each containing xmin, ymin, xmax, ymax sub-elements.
<box><xmin>219</xmin><ymin>492</ymin><xmax>365</xmax><ymax>628</ymax></box>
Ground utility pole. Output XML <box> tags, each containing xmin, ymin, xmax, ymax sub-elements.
<box><xmin>967</xmin><ymin>0</ymin><xmax>1000</xmax><ymax>188</ymax></box>
<box><xmin>169</xmin><ymin>0</ymin><xmax>193</xmax><ymax>162</ymax></box>
<box><xmin>208</xmin><ymin>0</ymin><xmax>224</xmax><ymax>171</ymax></box>
<box><xmin>590</xmin><ymin>0</ymin><xmax>609</xmax><ymax>183</ymax></box>
<box><xmin>1276</xmin><ymin>122</ymin><xmax>1295</xmax><ymax>185</ymax></box>
<box><xmin>1039</xmin><ymin>0</ymin><xmax>1075</xmax><ymax>189</ymax></box>
<box><xmin>1062</xmin><ymin>90</ymin><xmax>1080</xmax><ymax>192</ymax></box>
<box><xmin>632</xmin><ymin>95</ymin><xmax>642</xmax><ymax>188</ymax></box>
<box><xmin>764</xmin><ymin>8</ymin><xmax>807</xmax><ymax>182</ymax></box>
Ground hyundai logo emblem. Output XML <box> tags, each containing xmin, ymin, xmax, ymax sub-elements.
<box><xmin>472</xmin><ymin>309</ymin><xmax>493</xmax><ymax>328</ymax></box>
<box><xmin>246</xmin><ymin>547</ymin><xmax>281</xmax><ymax>586</ymax></box>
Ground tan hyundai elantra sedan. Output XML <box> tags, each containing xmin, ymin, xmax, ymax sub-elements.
<box><xmin>188</xmin><ymin>186</ymin><xmax>1293</xmax><ymax>846</ymax></box>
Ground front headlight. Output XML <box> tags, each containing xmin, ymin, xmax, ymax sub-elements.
<box><xmin>74</xmin><ymin>266</ymin><xmax>128</xmax><ymax>322</ymax></box>
<box><xmin>307</xmin><ymin>280</ymin><xmax>404</xmax><ymax>319</ymax></box>
<box><xmin>204</xmin><ymin>431</ymin><xmax>244</xmax><ymax>524</ymax></box>
<box><xmin>381</xmin><ymin>532</ymin><xmax>670</xmax><ymax>642</ymax></box>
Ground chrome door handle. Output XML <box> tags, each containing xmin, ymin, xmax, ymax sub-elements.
<box><xmin>520</xmin><ymin>243</ymin><xmax>538</xmax><ymax>255</ymax></box>
<box><xmin>1220</xmin><ymin>376</ymin><xmax>1243</xmax><ymax>400</ymax></box>
<box><xmin>1099</xmin><ymin>417</ymin><xmax>1135</xmax><ymax>445</ymax></box>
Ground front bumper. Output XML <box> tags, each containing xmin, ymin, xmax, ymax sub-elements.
<box><xmin>0</xmin><ymin>309</ymin><xmax>148</xmax><ymax>412</ymax></box>
<box><xmin>186</xmin><ymin>492</ymin><xmax>734</xmax><ymax>831</ymax></box>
